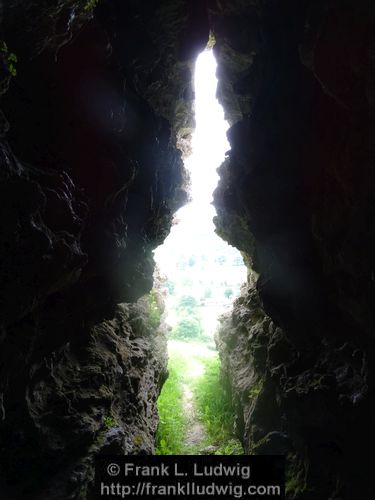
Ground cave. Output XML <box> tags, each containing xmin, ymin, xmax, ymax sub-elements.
<box><xmin>1</xmin><ymin>1</ymin><xmax>375</xmax><ymax>499</ymax></box>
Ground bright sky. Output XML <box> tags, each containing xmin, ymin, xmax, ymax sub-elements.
<box><xmin>153</xmin><ymin>50</ymin><xmax>246</xmax><ymax>312</ymax></box>
<box><xmin>185</xmin><ymin>50</ymin><xmax>230</xmax><ymax>214</ymax></box>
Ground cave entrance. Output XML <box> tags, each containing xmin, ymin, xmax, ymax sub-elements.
<box><xmin>153</xmin><ymin>49</ymin><xmax>246</xmax><ymax>455</ymax></box>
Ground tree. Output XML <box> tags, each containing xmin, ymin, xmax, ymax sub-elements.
<box><xmin>188</xmin><ymin>256</ymin><xmax>196</xmax><ymax>267</ymax></box>
<box><xmin>217</xmin><ymin>255</ymin><xmax>226</xmax><ymax>265</ymax></box>
<box><xmin>224</xmin><ymin>288</ymin><xmax>233</xmax><ymax>299</ymax></box>
<box><xmin>178</xmin><ymin>295</ymin><xmax>198</xmax><ymax>311</ymax></box>
<box><xmin>165</xmin><ymin>280</ymin><xmax>175</xmax><ymax>295</ymax></box>
<box><xmin>171</xmin><ymin>317</ymin><xmax>202</xmax><ymax>340</ymax></box>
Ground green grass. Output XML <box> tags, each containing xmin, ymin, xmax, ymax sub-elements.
<box><xmin>155</xmin><ymin>351</ymin><xmax>188</xmax><ymax>454</ymax></box>
<box><xmin>193</xmin><ymin>356</ymin><xmax>243</xmax><ymax>455</ymax></box>
<box><xmin>155</xmin><ymin>341</ymin><xmax>243</xmax><ymax>455</ymax></box>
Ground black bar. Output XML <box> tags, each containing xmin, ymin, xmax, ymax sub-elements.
<box><xmin>95</xmin><ymin>455</ymin><xmax>285</xmax><ymax>499</ymax></box>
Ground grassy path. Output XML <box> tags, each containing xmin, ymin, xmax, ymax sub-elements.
<box><xmin>182</xmin><ymin>383</ymin><xmax>207</xmax><ymax>451</ymax></box>
<box><xmin>155</xmin><ymin>340</ymin><xmax>243</xmax><ymax>455</ymax></box>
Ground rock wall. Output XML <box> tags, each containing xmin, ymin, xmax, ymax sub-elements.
<box><xmin>212</xmin><ymin>1</ymin><xmax>375</xmax><ymax>499</ymax></box>
<box><xmin>0</xmin><ymin>1</ymin><xmax>207</xmax><ymax>498</ymax></box>
<box><xmin>2</xmin><ymin>0</ymin><xmax>375</xmax><ymax>498</ymax></box>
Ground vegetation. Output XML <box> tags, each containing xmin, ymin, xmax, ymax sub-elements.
<box><xmin>155</xmin><ymin>341</ymin><xmax>242</xmax><ymax>455</ymax></box>
<box><xmin>207</xmin><ymin>30</ymin><xmax>216</xmax><ymax>49</ymax></box>
<box><xmin>177</xmin><ymin>295</ymin><xmax>198</xmax><ymax>311</ymax></box>
<box><xmin>103</xmin><ymin>414</ymin><xmax>117</xmax><ymax>430</ymax></box>
<box><xmin>83</xmin><ymin>0</ymin><xmax>99</xmax><ymax>12</ymax></box>
<box><xmin>93</xmin><ymin>413</ymin><xmax>118</xmax><ymax>448</ymax></box>
<box><xmin>285</xmin><ymin>454</ymin><xmax>309</xmax><ymax>498</ymax></box>
<box><xmin>286</xmin><ymin>471</ymin><xmax>308</xmax><ymax>497</ymax></box>
<box><xmin>171</xmin><ymin>295</ymin><xmax>203</xmax><ymax>340</ymax></box>
<box><xmin>155</xmin><ymin>351</ymin><xmax>188</xmax><ymax>454</ymax></box>
<box><xmin>154</xmin><ymin>245</ymin><xmax>246</xmax><ymax>452</ymax></box>
<box><xmin>172</xmin><ymin>317</ymin><xmax>202</xmax><ymax>340</ymax></box>
<box><xmin>165</xmin><ymin>279</ymin><xmax>175</xmax><ymax>295</ymax></box>
<box><xmin>1</xmin><ymin>42</ymin><xmax>17</xmax><ymax>77</ymax></box>
<box><xmin>167</xmin><ymin>249</ymin><xmax>245</xmax><ymax>289</ymax></box>
<box><xmin>148</xmin><ymin>289</ymin><xmax>162</xmax><ymax>329</ymax></box>
<box><xmin>193</xmin><ymin>356</ymin><xmax>243</xmax><ymax>454</ymax></box>
<box><xmin>248</xmin><ymin>380</ymin><xmax>263</xmax><ymax>400</ymax></box>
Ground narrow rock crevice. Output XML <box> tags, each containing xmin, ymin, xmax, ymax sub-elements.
<box><xmin>1</xmin><ymin>1</ymin><xmax>375</xmax><ymax>499</ymax></box>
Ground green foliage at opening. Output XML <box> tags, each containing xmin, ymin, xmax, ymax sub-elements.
<box><xmin>177</xmin><ymin>295</ymin><xmax>199</xmax><ymax>311</ymax></box>
<box><xmin>148</xmin><ymin>289</ymin><xmax>162</xmax><ymax>329</ymax></box>
<box><xmin>171</xmin><ymin>317</ymin><xmax>202</xmax><ymax>340</ymax></box>
<box><xmin>155</xmin><ymin>353</ymin><xmax>188</xmax><ymax>455</ymax></box>
<box><xmin>156</xmin><ymin>342</ymin><xmax>242</xmax><ymax>455</ymax></box>
<box><xmin>171</xmin><ymin>295</ymin><xmax>203</xmax><ymax>341</ymax></box>
<box><xmin>165</xmin><ymin>280</ymin><xmax>175</xmax><ymax>295</ymax></box>
<box><xmin>194</xmin><ymin>357</ymin><xmax>243</xmax><ymax>455</ymax></box>
<box><xmin>1</xmin><ymin>42</ymin><xmax>17</xmax><ymax>77</ymax></box>
<box><xmin>83</xmin><ymin>0</ymin><xmax>99</xmax><ymax>12</ymax></box>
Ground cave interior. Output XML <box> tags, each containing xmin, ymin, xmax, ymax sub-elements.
<box><xmin>1</xmin><ymin>0</ymin><xmax>375</xmax><ymax>499</ymax></box>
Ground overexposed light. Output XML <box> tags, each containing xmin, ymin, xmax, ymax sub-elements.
<box><xmin>154</xmin><ymin>49</ymin><xmax>246</xmax><ymax>337</ymax></box>
<box><xmin>155</xmin><ymin>50</ymin><xmax>229</xmax><ymax>257</ymax></box>
<box><xmin>185</xmin><ymin>50</ymin><xmax>230</xmax><ymax>210</ymax></box>
<box><xmin>168</xmin><ymin>340</ymin><xmax>217</xmax><ymax>378</ymax></box>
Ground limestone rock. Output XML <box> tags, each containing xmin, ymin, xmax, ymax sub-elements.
<box><xmin>0</xmin><ymin>1</ymin><xmax>206</xmax><ymax>497</ymax></box>
<box><xmin>212</xmin><ymin>1</ymin><xmax>375</xmax><ymax>498</ymax></box>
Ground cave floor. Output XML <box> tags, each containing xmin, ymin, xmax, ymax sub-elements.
<box><xmin>182</xmin><ymin>383</ymin><xmax>207</xmax><ymax>452</ymax></box>
<box><xmin>158</xmin><ymin>340</ymin><xmax>242</xmax><ymax>456</ymax></box>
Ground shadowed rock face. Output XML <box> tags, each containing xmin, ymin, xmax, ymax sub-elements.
<box><xmin>1</xmin><ymin>0</ymin><xmax>375</xmax><ymax>498</ymax></box>
<box><xmin>212</xmin><ymin>1</ymin><xmax>375</xmax><ymax>498</ymax></box>
<box><xmin>0</xmin><ymin>1</ymin><xmax>207</xmax><ymax>498</ymax></box>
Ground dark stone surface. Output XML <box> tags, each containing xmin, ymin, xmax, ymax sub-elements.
<box><xmin>213</xmin><ymin>1</ymin><xmax>375</xmax><ymax>498</ymax></box>
<box><xmin>0</xmin><ymin>1</ymin><xmax>208</xmax><ymax>497</ymax></box>
<box><xmin>2</xmin><ymin>0</ymin><xmax>375</xmax><ymax>498</ymax></box>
